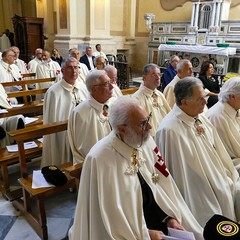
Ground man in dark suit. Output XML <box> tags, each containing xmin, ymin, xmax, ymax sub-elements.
<box><xmin>80</xmin><ymin>46</ymin><xmax>95</xmax><ymax>71</ymax></box>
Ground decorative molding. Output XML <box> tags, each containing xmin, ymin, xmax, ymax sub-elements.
<box><xmin>160</xmin><ymin>0</ymin><xmax>191</xmax><ymax>11</ymax></box>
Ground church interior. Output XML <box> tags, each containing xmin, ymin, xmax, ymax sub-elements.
<box><xmin>1</xmin><ymin>0</ymin><xmax>240</xmax><ymax>239</ymax></box>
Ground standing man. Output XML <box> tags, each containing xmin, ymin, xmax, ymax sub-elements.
<box><xmin>104</xmin><ymin>65</ymin><xmax>122</xmax><ymax>98</ymax></box>
<box><xmin>41</xmin><ymin>57</ymin><xmax>88</xmax><ymax>167</ymax></box>
<box><xmin>69</xmin><ymin>48</ymin><xmax>89</xmax><ymax>84</ymax></box>
<box><xmin>10</xmin><ymin>46</ymin><xmax>28</xmax><ymax>76</ymax></box>
<box><xmin>163</xmin><ymin>55</ymin><xmax>180</xmax><ymax>86</ymax></box>
<box><xmin>92</xmin><ymin>43</ymin><xmax>107</xmax><ymax>60</ymax></box>
<box><xmin>5</xmin><ymin>29</ymin><xmax>14</xmax><ymax>46</ymax></box>
<box><xmin>0</xmin><ymin>49</ymin><xmax>22</xmax><ymax>84</ymax></box>
<box><xmin>35</xmin><ymin>49</ymin><xmax>62</xmax><ymax>95</ymax></box>
<box><xmin>207</xmin><ymin>77</ymin><xmax>240</xmax><ymax>172</ymax></box>
<box><xmin>69</xmin><ymin>96</ymin><xmax>203</xmax><ymax>240</ymax></box>
<box><xmin>68</xmin><ymin>70</ymin><xmax>113</xmax><ymax>163</ymax></box>
<box><xmin>132</xmin><ymin>64</ymin><xmax>170</xmax><ymax>138</ymax></box>
<box><xmin>163</xmin><ymin>59</ymin><xmax>193</xmax><ymax>108</ymax></box>
<box><xmin>80</xmin><ymin>46</ymin><xmax>95</xmax><ymax>71</ymax></box>
<box><xmin>156</xmin><ymin>77</ymin><xmax>240</xmax><ymax>227</ymax></box>
<box><xmin>28</xmin><ymin>48</ymin><xmax>43</xmax><ymax>73</ymax></box>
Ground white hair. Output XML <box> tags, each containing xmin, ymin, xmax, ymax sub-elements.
<box><xmin>85</xmin><ymin>69</ymin><xmax>107</xmax><ymax>93</ymax></box>
<box><xmin>219</xmin><ymin>77</ymin><xmax>240</xmax><ymax>103</ymax></box>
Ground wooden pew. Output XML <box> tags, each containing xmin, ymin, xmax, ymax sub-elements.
<box><xmin>121</xmin><ymin>86</ymin><xmax>139</xmax><ymax>95</ymax></box>
<box><xmin>22</xmin><ymin>73</ymin><xmax>36</xmax><ymax>78</ymax></box>
<box><xmin>8</xmin><ymin>120</ymin><xmax>78</xmax><ymax>240</ymax></box>
<box><xmin>0</xmin><ymin>77</ymin><xmax>55</xmax><ymax>119</ymax></box>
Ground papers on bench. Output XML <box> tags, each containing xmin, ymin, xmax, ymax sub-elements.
<box><xmin>32</xmin><ymin>170</ymin><xmax>55</xmax><ymax>189</ymax></box>
<box><xmin>163</xmin><ymin>228</ymin><xmax>196</xmax><ymax>240</ymax></box>
<box><xmin>11</xmin><ymin>104</ymin><xmax>24</xmax><ymax>108</ymax></box>
<box><xmin>0</xmin><ymin>109</ymin><xmax>8</xmax><ymax>113</ymax></box>
<box><xmin>24</xmin><ymin>117</ymin><xmax>39</xmax><ymax>125</ymax></box>
<box><xmin>6</xmin><ymin>141</ymin><xmax>38</xmax><ymax>152</ymax></box>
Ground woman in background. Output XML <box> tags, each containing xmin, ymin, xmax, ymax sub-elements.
<box><xmin>199</xmin><ymin>60</ymin><xmax>220</xmax><ymax>108</ymax></box>
<box><xmin>51</xmin><ymin>48</ymin><xmax>63</xmax><ymax>66</ymax></box>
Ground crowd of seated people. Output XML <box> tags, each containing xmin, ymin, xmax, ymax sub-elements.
<box><xmin>2</xmin><ymin>43</ymin><xmax>240</xmax><ymax>240</ymax></box>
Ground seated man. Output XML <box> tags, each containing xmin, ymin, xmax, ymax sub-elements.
<box><xmin>68</xmin><ymin>69</ymin><xmax>113</xmax><ymax>163</ymax></box>
<box><xmin>132</xmin><ymin>64</ymin><xmax>170</xmax><ymax>138</ymax></box>
<box><xmin>207</xmin><ymin>77</ymin><xmax>240</xmax><ymax>172</ymax></box>
<box><xmin>156</xmin><ymin>77</ymin><xmax>240</xmax><ymax>227</ymax></box>
<box><xmin>41</xmin><ymin>57</ymin><xmax>88</xmax><ymax>167</ymax></box>
<box><xmin>0</xmin><ymin>83</ymin><xmax>24</xmax><ymax>148</ymax></box>
<box><xmin>94</xmin><ymin>55</ymin><xmax>106</xmax><ymax>70</ymax></box>
<box><xmin>69</xmin><ymin>96</ymin><xmax>203</xmax><ymax>240</ymax></box>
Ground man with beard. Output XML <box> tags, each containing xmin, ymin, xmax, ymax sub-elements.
<box><xmin>69</xmin><ymin>96</ymin><xmax>203</xmax><ymax>240</ymax></box>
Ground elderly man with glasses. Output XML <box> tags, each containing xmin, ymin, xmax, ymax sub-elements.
<box><xmin>69</xmin><ymin>95</ymin><xmax>204</xmax><ymax>240</ymax></box>
<box><xmin>68</xmin><ymin>69</ymin><xmax>114</xmax><ymax>164</ymax></box>
<box><xmin>132</xmin><ymin>63</ymin><xmax>170</xmax><ymax>138</ymax></box>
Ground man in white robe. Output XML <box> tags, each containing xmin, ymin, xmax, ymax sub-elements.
<box><xmin>27</xmin><ymin>48</ymin><xmax>43</xmax><ymax>73</ymax></box>
<box><xmin>69</xmin><ymin>48</ymin><xmax>89</xmax><ymax>85</ymax></box>
<box><xmin>163</xmin><ymin>59</ymin><xmax>193</xmax><ymax>108</ymax></box>
<box><xmin>0</xmin><ymin>83</ymin><xmax>24</xmax><ymax>148</ymax></box>
<box><xmin>69</xmin><ymin>96</ymin><xmax>203</xmax><ymax>240</ymax></box>
<box><xmin>0</xmin><ymin>49</ymin><xmax>22</xmax><ymax>84</ymax></box>
<box><xmin>68</xmin><ymin>70</ymin><xmax>113</xmax><ymax>164</ymax></box>
<box><xmin>133</xmin><ymin>63</ymin><xmax>171</xmax><ymax>138</ymax></box>
<box><xmin>41</xmin><ymin>57</ymin><xmax>88</xmax><ymax>167</ymax></box>
<box><xmin>156</xmin><ymin>77</ymin><xmax>240</xmax><ymax>227</ymax></box>
<box><xmin>10</xmin><ymin>46</ymin><xmax>28</xmax><ymax>75</ymax></box>
<box><xmin>207</xmin><ymin>77</ymin><xmax>240</xmax><ymax>172</ymax></box>
<box><xmin>35</xmin><ymin>49</ymin><xmax>62</xmax><ymax>96</ymax></box>
<box><xmin>104</xmin><ymin>65</ymin><xmax>122</xmax><ymax>98</ymax></box>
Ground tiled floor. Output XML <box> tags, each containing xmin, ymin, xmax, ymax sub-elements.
<box><xmin>0</xmin><ymin>159</ymin><xmax>77</xmax><ymax>240</ymax></box>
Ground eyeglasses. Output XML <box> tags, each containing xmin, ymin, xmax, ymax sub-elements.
<box><xmin>96</xmin><ymin>62</ymin><xmax>106</xmax><ymax>65</ymax></box>
<box><xmin>94</xmin><ymin>81</ymin><xmax>111</xmax><ymax>87</ymax></box>
<box><xmin>65</xmin><ymin>66</ymin><xmax>78</xmax><ymax>71</ymax></box>
<box><xmin>141</xmin><ymin>112</ymin><xmax>152</xmax><ymax>131</ymax></box>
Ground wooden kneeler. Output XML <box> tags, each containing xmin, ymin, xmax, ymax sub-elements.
<box><xmin>9</xmin><ymin>120</ymin><xmax>76</xmax><ymax>240</ymax></box>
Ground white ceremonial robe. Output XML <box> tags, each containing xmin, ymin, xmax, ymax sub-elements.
<box><xmin>0</xmin><ymin>60</ymin><xmax>22</xmax><ymax>83</ymax></box>
<box><xmin>68</xmin><ymin>97</ymin><xmax>111</xmax><ymax>163</ymax></box>
<box><xmin>133</xmin><ymin>84</ymin><xmax>171</xmax><ymax>138</ymax></box>
<box><xmin>15</xmin><ymin>58</ymin><xmax>28</xmax><ymax>75</ymax></box>
<box><xmin>41</xmin><ymin>79</ymin><xmax>88</xmax><ymax>167</ymax></box>
<box><xmin>207</xmin><ymin>102</ymin><xmax>240</xmax><ymax>171</ymax></box>
<box><xmin>28</xmin><ymin>57</ymin><xmax>42</xmax><ymax>73</ymax></box>
<box><xmin>112</xmin><ymin>83</ymin><xmax>122</xmax><ymax>98</ymax></box>
<box><xmin>163</xmin><ymin>74</ymin><xmax>180</xmax><ymax>108</ymax></box>
<box><xmin>69</xmin><ymin>133</ymin><xmax>203</xmax><ymax>240</ymax></box>
<box><xmin>77</xmin><ymin>62</ymin><xmax>89</xmax><ymax>85</ymax></box>
<box><xmin>156</xmin><ymin>104</ymin><xmax>240</xmax><ymax>226</ymax></box>
<box><xmin>0</xmin><ymin>83</ymin><xmax>24</xmax><ymax>148</ymax></box>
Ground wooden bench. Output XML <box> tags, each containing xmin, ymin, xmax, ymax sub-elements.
<box><xmin>8</xmin><ymin>120</ymin><xmax>79</xmax><ymax>240</ymax></box>
<box><xmin>121</xmin><ymin>87</ymin><xmax>139</xmax><ymax>95</ymax></box>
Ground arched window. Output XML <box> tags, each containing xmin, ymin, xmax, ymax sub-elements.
<box><xmin>199</xmin><ymin>4</ymin><xmax>212</xmax><ymax>31</ymax></box>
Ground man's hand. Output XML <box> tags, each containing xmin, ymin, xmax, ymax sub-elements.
<box><xmin>149</xmin><ymin>229</ymin><xmax>165</xmax><ymax>240</ymax></box>
<box><xmin>167</xmin><ymin>218</ymin><xmax>185</xmax><ymax>231</ymax></box>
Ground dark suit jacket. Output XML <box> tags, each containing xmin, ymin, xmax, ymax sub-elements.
<box><xmin>80</xmin><ymin>54</ymin><xmax>95</xmax><ymax>70</ymax></box>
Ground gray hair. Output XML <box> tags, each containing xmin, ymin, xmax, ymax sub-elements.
<box><xmin>94</xmin><ymin>55</ymin><xmax>105</xmax><ymax>65</ymax></box>
<box><xmin>69</xmin><ymin>48</ymin><xmax>79</xmax><ymax>56</ymax></box>
<box><xmin>174</xmin><ymin>77</ymin><xmax>203</xmax><ymax>106</ymax></box>
<box><xmin>176</xmin><ymin>59</ymin><xmax>191</xmax><ymax>72</ymax></box>
<box><xmin>85</xmin><ymin>69</ymin><xmax>107</xmax><ymax>93</ymax></box>
<box><xmin>109</xmin><ymin>95</ymin><xmax>140</xmax><ymax>133</ymax></box>
<box><xmin>104</xmin><ymin>65</ymin><xmax>117</xmax><ymax>74</ymax></box>
<box><xmin>219</xmin><ymin>77</ymin><xmax>240</xmax><ymax>103</ymax></box>
<box><xmin>170</xmin><ymin>55</ymin><xmax>179</xmax><ymax>63</ymax></box>
<box><xmin>61</xmin><ymin>57</ymin><xmax>78</xmax><ymax>68</ymax></box>
<box><xmin>2</xmin><ymin>49</ymin><xmax>13</xmax><ymax>58</ymax></box>
<box><xmin>143</xmin><ymin>63</ymin><xmax>159</xmax><ymax>75</ymax></box>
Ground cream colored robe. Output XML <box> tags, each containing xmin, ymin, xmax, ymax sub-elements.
<box><xmin>133</xmin><ymin>84</ymin><xmax>171</xmax><ymax>138</ymax></box>
<box><xmin>156</xmin><ymin>105</ymin><xmax>240</xmax><ymax>227</ymax></box>
<box><xmin>68</xmin><ymin>97</ymin><xmax>111</xmax><ymax>164</ymax></box>
<box><xmin>0</xmin><ymin>83</ymin><xmax>24</xmax><ymax>148</ymax></box>
<box><xmin>41</xmin><ymin>79</ymin><xmax>88</xmax><ymax>167</ymax></box>
<box><xmin>69</xmin><ymin>132</ymin><xmax>203</xmax><ymax>240</ymax></box>
<box><xmin>28</xmin><ymin>57</ymin><xmax>43</xmax><ymax>73</ymax></box>
<box><xmin>77</xmin><ymin>62</ymin><xmax>89</xmax><ymax>85</ymax></box>
<box><xmin>207</xmin><ymin>102</ymin><xmax>240</xmax><ymax>171</ymax></box>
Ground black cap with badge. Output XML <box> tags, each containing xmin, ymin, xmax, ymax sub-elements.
<box><xmin>204</xmin><ymin>214</ymin><xmax>240</xmax><ymax>240</ymax></box>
